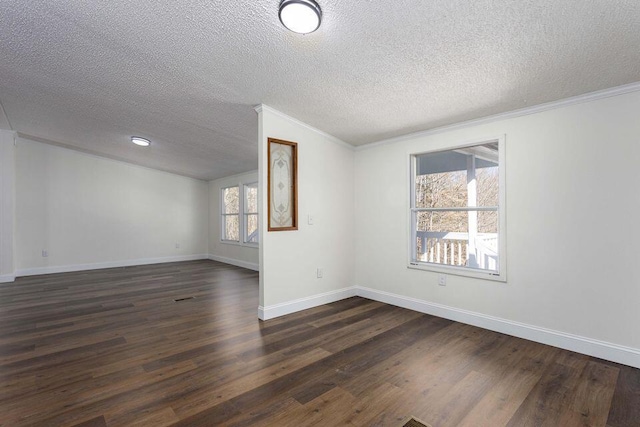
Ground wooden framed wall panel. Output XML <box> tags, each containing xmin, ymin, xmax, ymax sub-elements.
<box><xmin>267</xmin><ymin>138</ymin><xmax>298</xmax><ymax>231</ymax></box>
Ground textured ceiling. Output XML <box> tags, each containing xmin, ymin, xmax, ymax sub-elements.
<box><xmin>1</xmin><ymin>1</ymin><xmax>639</xmax><ymax>180</ymax></box>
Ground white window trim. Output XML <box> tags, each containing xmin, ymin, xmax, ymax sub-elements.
<box><xmin>242</xmin><ymin>182</ymin><xmax>259</xmax><ymax>246</ymax></box>
<box><xmin>220</xmin><ymin>182</ymin><xmax>259</xmax><ymax>248</ymax></box>
<box><xmin>407</xmin><ymin>135</ymin><xmax>507</xmax><ymax>282</ymax></box>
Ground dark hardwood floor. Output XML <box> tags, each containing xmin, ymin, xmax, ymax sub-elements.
<box><xmin>0</xmin><ymin>260</ymin><xmax>639</xmax><ymax>426</ymax></box>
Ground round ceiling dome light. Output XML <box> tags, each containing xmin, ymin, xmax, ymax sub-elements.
<box><xmin>279</xmin><ymin>0</ymin><xmax>322</xmax><ymax>34</ymax></box>
<box><xmin>131</xmin><ymin>136</ymin><xmax>151</xmax><ymax>147</ymax></box>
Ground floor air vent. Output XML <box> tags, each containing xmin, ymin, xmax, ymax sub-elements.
<box><xmin>173</xmin><ymin>296</ymin><xmax>195</xmax><ymax>302</ymax></box>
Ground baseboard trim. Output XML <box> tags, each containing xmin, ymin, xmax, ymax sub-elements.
<box><xmin>16</xmin><ymin>254</ymin><xmax>209</xmax><ymax>277</ymax></box>
<box><xmin>356</xmin><ymin>285</ymin><xmax>640</xmax><ymax>369</ymax></box>
<box><xmin>208</xmin><ymin>255</ymin><xmax>259</xmax><ymax>271</ymax></box>
<box><xmin>0</xmin><ymin>274</ymin><xmax>15</xmax><ymax>283</ymax></box>
<box><xmin>258</xmin><ymin>286</ymin><xmax>357</xmax><ymax>321</ymax></box>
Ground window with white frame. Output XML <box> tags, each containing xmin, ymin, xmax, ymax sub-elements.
<box><xmin>244</xmin><ymin>182</ymin><xmax>258</xmax><ymax>244</ymax></box>
<box><xmin>221</xmin><ymin>182</ymin><xmax>259</xmax><ymax>245</ymax></box>
<box><xmin>409</xmin><ymin>137</ymin><xmax>505</xmax><ymax>280</ymax></box>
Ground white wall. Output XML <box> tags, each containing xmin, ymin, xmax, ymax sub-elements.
<box><xmin>258</xmin><ymin>106</ymin><xmax>355</xmax><ymax>317</ymax></box>
<box><xmin>208</xmin><ymin>170</ymin><xmax>259</xmax><ymax>270</ymax></box>
<box><xmin>0</xmin><ymin>130</ymin><xmax>16</xmax><ymax>282</ymax></box>
<box><xmin>15</xmin><ymin>138</ymin><xmax>209</xmax><ymax>274</ymax></box>
<box><xmin>354</xmin><ymin>90</ymin><xmax>640</xmax><ymax>358</ymax></box>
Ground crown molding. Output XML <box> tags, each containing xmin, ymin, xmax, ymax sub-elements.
<box><xmin>254</xmin><ymin>104</ymin><xmax>354</xmax><ymax>151</ymax></box>
<box><xmin>356</xmin><ymin>81</ymin><xmax>640</xmax><ymax>151</ymax></box>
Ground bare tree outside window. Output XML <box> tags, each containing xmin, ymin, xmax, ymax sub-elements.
<box><xmin>222</xmin><ymin>186</ymin><xmax>240</xmax><ymax>241</ymax></box>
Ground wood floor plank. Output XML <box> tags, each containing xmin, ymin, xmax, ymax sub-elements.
<box><xmin>336</xmin><ymin>381</ymin><xmax>406</xmax><ymax>426</ymax></box>
<box><xmin>456</xmin><ymin>355</ymin><xmax>550</xmax><ymax>427</ymax></box>
<box><xmin>69</xmin><ymin>415</ymin><xmax>107</xmax><ymax>427</ymax></box>
<box><xmin>425</xmin><ymin>369</ymin><xmax>493</xmax><ymax>427</ymax></box>
<box><xmin>564</xmin><ymin>360</ymin><xmax>619</xmax><ymax>426</ymax></box>
<box><xmin>505</xmin><ymin>361</ymin><xmax>585</xmax><ymax>427</ymax></box>
<box><xmin>108</xmin><ymin>406</ymin><xmax>178</xmax><ymax>427</ymax></box>
<box><xmin>606</xmin><ymin>363</ymin><xmax>640</xmax><ymax>427</ymax></box>
<box><xmin>223</xmin><ymin>396</ymin><xmax>303</xmax><ymax>427</ymax></box>
<box><xmin>170</xmin><ymin>347</ymin><xmax>333</xmax><ymax>419</ymax></box>
<box><xmin>0</xmin><ymin>259</ymin><xmax>638</xmax><ymax>426</ymax></box>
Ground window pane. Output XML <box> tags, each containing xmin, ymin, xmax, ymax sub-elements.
<box><xmin>415</xmin><ymin>210</ymin><xmax>498</xmax><ymax>272</ymax></box>
<box><xmin>223</xmin><ymin>187</ymin><xmax>239</xmax><ymax>214</ymax></box>
<box><xmin>245</xmin><ymin>214</ymin><xmax>258</xmax><ymax>243</ymax></box>
<box><xmin>478</xmin><ymin>210</ymin><xmax>498</xmax><ymax>234</ymax></box>
<box><xmin>244</xmin><ymin>183</ymin><xmax>258</xmax><ymax>214</ymax></box>
<box><xmin>415</xmin><ymin>142</ymin><xmax>499</xmax><ymax>208</ymax></box>
<box><xmin>415</xmin><ymin>170</ymin><xmax>468</xmax><ymax>208</ymax></box>
<box><xmin>417</xmin><ymin>210</ymin><xmax>468</xmax><ymax>234</ymax></box>
<box><xmin>477</xmin><ymin>166</ymin><xmax>499</xmax><ymax>207</ymax></box>
<box><xmin>223</xmin><ymin>215</ymin><xmax>239</xmax><ymax>241</ymax></box>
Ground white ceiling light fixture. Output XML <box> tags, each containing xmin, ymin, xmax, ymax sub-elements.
<box><xmin>131</xmin><ymin>136</ymin><xmax>151</xmax><ymax>147</ymax></box>
<box><xmin>279</xmin><ymin>0</ymin><xmax>322</xmax><ymax>34</ymax></box>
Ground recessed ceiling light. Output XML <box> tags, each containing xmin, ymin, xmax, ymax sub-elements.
<box><xmin>279</xmin><ymin>0</ymin><xmax>322</xmax><ymax>34</ymax></box>
<box><xmin>131</xmin><ymin>136</ymin><xmax>151</xmax><ymax>147</ymax></box>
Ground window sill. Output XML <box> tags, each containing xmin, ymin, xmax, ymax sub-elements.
<box><xmin>220</xmin><ymin>240</ymin><xmax>259</xmax><ymax>249</ymax></box>
<box><xmin>407</xmin><ymin>262</ymin><xmax>506</xmax><ymax>283</ymax></box>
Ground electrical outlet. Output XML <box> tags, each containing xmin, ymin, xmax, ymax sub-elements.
<box><xmin>175</xmin><ymin>243</ymin><xmax>180</xmax><ymax>249</ymax></box>
<box><xmin>438</xmin><ymin>275</ymin><xmax>446</xmax><ymax>286</ymax></box>
<box><xmin>317</xmin><ymin>268</ymin><xmax>323</xmax><ymax>278</ymax></box>
<box><xmin>42</xmin><ymin>250</ymin><xmax>48</xmax><ymax>258</ymax></box>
